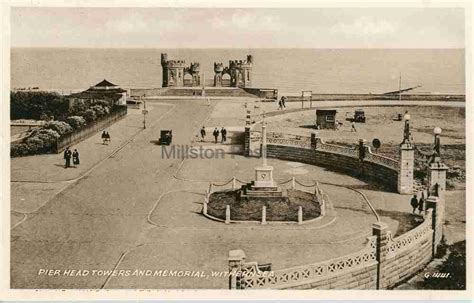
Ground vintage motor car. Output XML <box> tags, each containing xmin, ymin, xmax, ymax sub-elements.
<box><xmin>159</xmin><ymin>130</ymin><xmax>173</xmax><ymax>145</ymax></box>
<box><xmin>354</xmin><ymin>108</ymin><xmax>366</xmax><ymax>123</ymax></box>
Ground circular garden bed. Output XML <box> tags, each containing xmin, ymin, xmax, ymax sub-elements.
<box><xmin>207</xmin><ymin>189</ymin><xmax>321</xmax><ymax>222</ymax></box>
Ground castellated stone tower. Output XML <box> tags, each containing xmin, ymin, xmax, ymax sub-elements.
<box><xmin>213</xmin><ymin>55</ymin><xmax>253</xmax><ymax>88</ymax></box>
<box><xmin>161</xmin><ymin>53</ymin><xmax>187</xmax><ymax>87</ymax></box>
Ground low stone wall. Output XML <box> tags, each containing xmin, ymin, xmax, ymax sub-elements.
<box><xmin>234</xmin><ymin>236</ymin><xmax>378</xmax><ymax>289</ymax></box>
<box><xmin>377</xmin><ymin>212</ymin><xmax>433</xmax><ymax>289</ymax></box>
<box><xmin>231</xmin><ymin>209</ymin><xmax>437</xmax><ymax>290</ymax></box>
<box><xmin>262</xmin><ymin>143</ymin><xmax>398</xmax><ymax>192</ymax></box>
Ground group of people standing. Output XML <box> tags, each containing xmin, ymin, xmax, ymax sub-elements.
<box><xmin>63</xmin><ymin>147</ymin><xmax>80</xmax><ymax>168</ymax></box>
<box><xmin>200</xmin><ymin>126</ymin><xmax>227</xmax><ymax>143</ymax></box>
<box><xmin>410</xmin><ymin>192</ymin><xmax>425</xmax><ymax>215</ymax></box>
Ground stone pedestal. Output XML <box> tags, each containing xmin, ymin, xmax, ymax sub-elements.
<box><xmin>254</xmin><ymin>165</ymin><xmax>275</xmax><ymax>188</ymax></box>
<box><xmin>398</xmin><ymin>142</ymin><xmax>414</xmax><ymax>194</ymax></box>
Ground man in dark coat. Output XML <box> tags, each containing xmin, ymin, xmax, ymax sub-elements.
<box><xmin>64</xmin><ymin>147</ymin><xmax>72</xmax><ymax>168</ymax></box>
<box><xmin>200</xmin><ymin>126</ymin><xmax>206</xmax><ymax>142</ymax></box>
<box><xmin>72</xmin><ymin>149</ymin><xmax>80</xmax><ymax>167</ymax></box>
<box><xmin>221</xmin><ymin>127</ymin><xmax>227</xmax><ymax>143</ymax></box>
<box><xmin>418</xmin><ymin>192</ymin><xmax>425</xmax><ymax>214</ymax></box>
<box><xmin>410</xmin><ymin>194</ymin><xmax>418</xmax><ymax>214</ymax></box>
<box><xmin>213</xmin><ymin>128</ymin><xmax>219</xmax><ymax>143</ymax></box>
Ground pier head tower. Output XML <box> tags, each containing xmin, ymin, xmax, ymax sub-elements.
<box><xmin>161</xmin><ymin>53</ymin><xmax>201</xmax><ymax>87</ymax></box>
<box><xmin>214</xmin><ymin>55</ymin><xmax>253</xmax><ymax>88</ymax></box>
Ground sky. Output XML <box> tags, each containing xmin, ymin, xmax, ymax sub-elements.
<box><xmin>10</xmin><ymin>7</ymin><xmax>465</xmax><ymax>48</ymax></box>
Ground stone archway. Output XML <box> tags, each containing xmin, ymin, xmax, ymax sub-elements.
<box><xmin>183</xmin><ymin>73</ymin><xmax>193</xmax><ymax>87</ymax></box>
<box><xmin>222</xmin><ymin>73</ymin><xmax>231</xmax><ymax>87</ymax></box>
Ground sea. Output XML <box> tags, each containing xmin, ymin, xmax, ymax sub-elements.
<box><xmin>11</xmin><ymin>48</ymin><xmax>465</xmax><ymax>95</ymax></box>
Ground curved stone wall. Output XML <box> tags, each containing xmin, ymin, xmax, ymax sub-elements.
<box><xmin>232</xmin><ymin>131</ymin><xmax>444</xmax><ymax>290</ymax></box>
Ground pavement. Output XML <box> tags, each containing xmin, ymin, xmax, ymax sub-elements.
<box><xmin>10</xmin><ymin>97</ymin><xmax>465</xmax><ymax>289</ymax></box>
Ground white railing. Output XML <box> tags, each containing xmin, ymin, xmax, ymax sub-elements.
<box><xmin>386</xmin><ymin>209</ymin><xmax>433</xmax><ymax>258</ymax></box>
<box><xmin>365</xmin><ymin>147</ymin><xmax>399</xmax><ymax>171</ymax></box>
<box><xmin>318</xmin><ymin>140</ymin><xmax>359</xmax><ymax>158</ymax></box>
<box><xmin>249</xmin><ymin>131</ymin><xmax>399</xmax><ymax>172</ymax></box>
<box><xmin>240</xmin><ymin>236</ymin><xmax>377</xmax><ymax>289</ymax></box>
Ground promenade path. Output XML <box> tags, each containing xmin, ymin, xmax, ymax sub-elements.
<box><xmin>10</xmin><ymin>97</ymin><xmax>463</xmax><ymax>289</ymax></box>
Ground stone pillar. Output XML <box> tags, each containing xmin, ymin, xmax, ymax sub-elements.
<box><xmin>320</xmin><ymin>198</ymin><xmax>326</xmax><ymax>216</ymax></box>
<box><xmin>428</xmin><ymin>162</ymin><xmax>448</xmax><ymax>203</ymax></box>
<box><xmin>225</xmin><ymin>205</ymin><xmax>231</xmax><ymax>224</ymax></box>
<box><xmin>261</xmin><ymin>206</ymin><xmax>267</xmax><ymax>224</ymax></box>
<box><xmin>398</xmin><ymin>142</ymin><xmax>415</xmax><ymax>194</ymax></box>
<box><xmin>202</xmin><ymin>202</ymin><xmax>207</xmax><ymax>215</ymax></box>
<box><xmin>358</xmin><ymin>139</ymin><xmax>367</xmax><ymax>161</ymax></box>
<box><xmin>425</xmin><ymin>199</ymin><xmax>440</xmax><ymax>256</ymax></box>
<box><xmin>228</xmin><ymin>249</ymin><xmax>246</xmax><ymax>289</ymax></box>
<box><xmin>243</xmin><ymin>110</ymin><xmax>252</xmax><ymax>156</ymax></box>
<box><xmin>372</xmin><ymin>221</ymin><xmax>390</xmax><ymax>290</ymax></box>
<box><xmin>311</xmin><ymin>131</ymin><xmax>318</xmax><ymax>149</ymax></box>
<box><xmin>244</xmin><ymin>127</ymin><xmax>251</xmax><ymax>156</ymax></box>
<box><xmin>298</xmin><ymin>206</ymin><xmax>303</xmax><ymax>224</ymax></box>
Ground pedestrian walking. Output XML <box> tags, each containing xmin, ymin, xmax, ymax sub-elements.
<box><xmin>105</xmin><ymin>131</ymin><xmax>111</xmax><ymax>144</ymax></box>
<box><xmin>63</xmin><ymin>147</ymin><xmax>72</xmax><ymax>168</ymax></box>
<box><xmin>418</xmin><ymin>192</ymin><xmax>425</xmax><ymax>214</ymax></box>
<box><xmin>200</xmin><ymin>126</ymin><xmax>206</xmax><ymax>142</ymax></box>
<box><xmin>101</xmin><ymin>130</ymin><xmax>107</xmax><ymax>144</ymax></box>
<box><xmin>72</xmin><ymin>149</ymin><xmax>80</xmax><ymax>167</ymax></box>
<box><xmin>221</xmin><ymin>127</ymin><xmax>227</xmax><ymax>143</ymax></box>
<box><xmin>351</xmin><ymin>121</ymin><xmax>357</xmax><ymax>132</ymax></box>
<box><xmin>207</xmin><ymin>97</ymin><xmax>211</xmax><ymax>106</ymax></box>
<box><xmin>282</xmin><ymin>96</ymin><xmax>286</xmax><ymax>108</ymax></box>
<box><xmin>278</xmin><ymin>99</ymin><xmax>282</xmax><ymax>110</ymax></box>
<box><xmin>410</xmin><ymin>194</ymin><xmax>419</xmax><ymax>214</ymax></box>
<box><xmin>213</xmin><ymin>127</ymin><xmax>219</xmax><ymax>143</ymax></box>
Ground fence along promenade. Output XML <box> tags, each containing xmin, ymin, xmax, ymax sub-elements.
<box><xmin>54</xmin><ymin>105</ymin><xmax>127</xmax><ymax>153</ymax></box>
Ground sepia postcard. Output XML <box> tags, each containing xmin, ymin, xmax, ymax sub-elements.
<box><xmin>0</xmin><ymin>0</ymin><xmax>472</xmax><ymax>301</ymax></box>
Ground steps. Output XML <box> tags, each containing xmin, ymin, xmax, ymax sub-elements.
<box><xmin>160</xmin><ymin>87</ymin><xmax>258</xmax><ymax>98</ymax></box>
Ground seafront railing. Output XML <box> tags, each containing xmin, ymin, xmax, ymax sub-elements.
<box><xmin>250</xmin><ymin>131</ymin><xmax>399</xmax><ymax>171</ymax></box>
<box><xmin>238</xmin><ymin>236</ymin><xmax>377</xmax><ymax>289</ymax></box>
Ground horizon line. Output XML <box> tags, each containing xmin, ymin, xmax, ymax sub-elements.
<box><xmin>10</xmin><ymin>46</ymin><xmax>466</xmax><ymax>50</ymax></box>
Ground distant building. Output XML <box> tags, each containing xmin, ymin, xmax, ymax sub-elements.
<box><xmin>67</xmin><ymin>79</ymin><xmax>127</xmax><ymax>107</ymax></box>
<box><xmin>316</xmin><ymin>109</ymin><xmax>337</xmax><ymax>130</ymax></box>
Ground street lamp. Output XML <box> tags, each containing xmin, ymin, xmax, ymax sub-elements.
<box><xmin>433</xmin><ymin>126</ymin><xmax>442</xmax><ymax>157</ymax></box>
<box><xmin>142</xmin><ymin>95</ymin><xmax>148</xmax><ymax>129</ymax></box>
<box><xmin>402</xmin><ymin>113</ymin><xmax>411</xmax><ymax>143</ymax></box>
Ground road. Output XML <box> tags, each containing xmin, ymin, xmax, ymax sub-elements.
<box><xmin>10</xmin><ymin>98</ymin><xmax>426</xmax><ymax>289</ymax></box>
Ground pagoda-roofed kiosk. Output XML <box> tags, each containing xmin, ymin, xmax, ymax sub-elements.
<box><xmin>67</xmin><ymin>79</ymin><xmax>128</xmax><ymax>107</ymax></box>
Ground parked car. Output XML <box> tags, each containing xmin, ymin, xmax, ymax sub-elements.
<box><xmin>354</xmin><ymin>109</ymin><xmax>366</xmax><ymax>123</ymax></box>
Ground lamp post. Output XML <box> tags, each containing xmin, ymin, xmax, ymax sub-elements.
<box><xmin>433</xmin><ymin>126</ymin><xmax>442</xmax><ymax>158</ymax></box>
<box><xmin>142</xmin><ymin>95</ymin><xmax>148</xmax><ymax>129</ymax></box>
<box><xmin>402</xmin><ymin>112</ymin><xmax>411</xmax><ymax>144</ymax></box>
